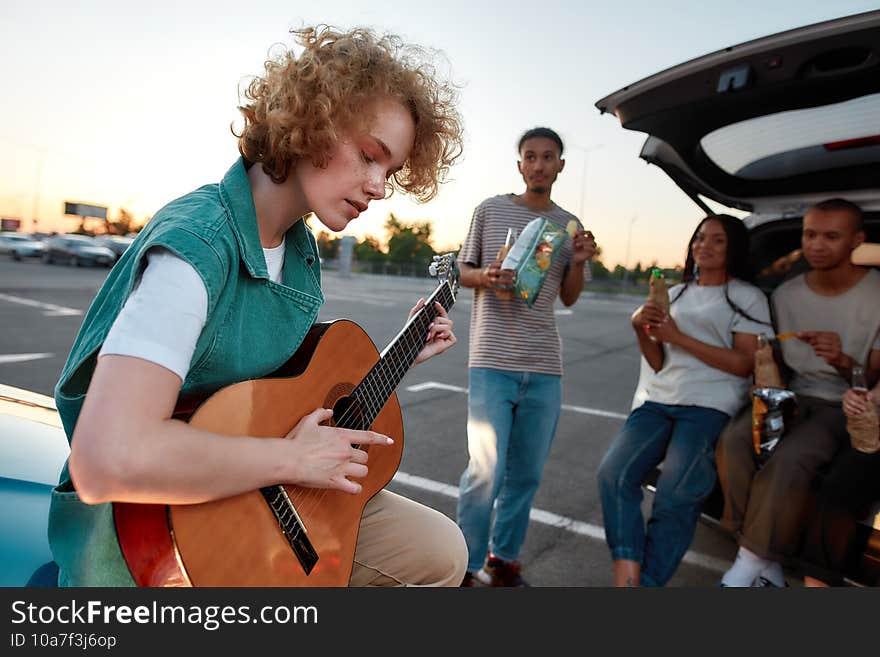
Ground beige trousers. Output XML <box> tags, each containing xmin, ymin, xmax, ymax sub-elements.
<box><xmin>716</xmin><ymin>396</ymin><xmax>848</xmax><ymax>562</ymax></box>
<box><xmin>349</xmin><ymin>490</ymin><xmax>467</xmax><ymax>587</ymax></box>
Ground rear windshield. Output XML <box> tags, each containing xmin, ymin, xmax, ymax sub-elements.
<box><xmin>700</xmin><ymin>92</ymin><xmax>880</xmax><ymax>180</ymax></box>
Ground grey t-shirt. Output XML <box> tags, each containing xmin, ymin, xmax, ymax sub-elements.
<box><xmin>772</xmin><ymin>269</ymin><xmax>880</xmax><ymax>402</ymax></box>
<box><xmin>632</xmin><ymin>279</ymin><xmax>772</xmax><ymax>416</ymax></box>
<box><xmin>458</xmin><ymin>193</ymin><xmax>591</xmax><ymax>375</ymax></box>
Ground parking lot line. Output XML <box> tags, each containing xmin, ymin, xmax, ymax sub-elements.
<box><xmin>406</xmin><ymin>381</ymin><xmax>629</xmax><ymax>420</ymax></box>
<box><xmin>0</xmin><ymin>293</ymin><xmax>83</xmax><ymax>317</ymax></box>
<box><xmin>322</xmin><ymin>292</ymin><xmax>397</xmax><ymax>307</ymax></box>
<box><xmin>0</xmin><ymin>353</ymin><xmax>54</xmax><ymax>365</ymax></box>
<box><xmin>391</xmin><ymin>470</ymin><xmax>728</xmax><ymax>574</ymax></box>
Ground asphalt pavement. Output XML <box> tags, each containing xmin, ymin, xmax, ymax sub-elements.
<box><xmin>0</xmin><ymin>257</ymin><xmax>737</xmax><ymax>586</ymax></box>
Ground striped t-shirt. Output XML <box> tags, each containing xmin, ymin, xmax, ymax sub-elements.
<box><xmin>458</xmin><ymin>193</ymin><xmax>591</xmax><ymax>376</ymax></box>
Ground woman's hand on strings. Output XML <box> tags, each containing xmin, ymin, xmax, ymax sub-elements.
<box><xmin>283</xmin><ymin>408</ymin><xmax>393</xmax><ymax>494</ymax></box>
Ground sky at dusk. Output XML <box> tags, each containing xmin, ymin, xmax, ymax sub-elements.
<box><xmin>1</xmin><ymin>0</ymin><xmax>877</xmax><ymax>268</ymax></box>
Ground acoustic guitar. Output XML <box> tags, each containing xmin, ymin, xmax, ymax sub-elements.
<box><xmin>113</xmin><ymin>254</ymin><xmax>460</xmax><ymax>586</ymax></box>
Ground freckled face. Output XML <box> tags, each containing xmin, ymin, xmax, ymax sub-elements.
<box><xmin>297</xmin><ymin>97</ymin><xmax>416</xmax><ymax>232</ymax></box>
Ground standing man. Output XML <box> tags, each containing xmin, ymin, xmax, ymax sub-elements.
<box><xmin>456</xmin><ymin>127</ymin><xmax>596</xmax><ymax>586</ymax></box>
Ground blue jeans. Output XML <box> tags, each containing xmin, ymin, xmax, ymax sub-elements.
<box><xmin>597</xmin><ymin>401</ymin><xmax>730</xmax><ymax>586</ymax></box>
<box><xmin>457</xmin><ymin>367</ymin><xmax>562</xmax><ymax>571</ymax></box>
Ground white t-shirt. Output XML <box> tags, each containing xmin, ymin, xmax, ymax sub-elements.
<box><xmin>772</xmin><ymin>269</ymin><xmax>880</xmax><ymax>402</ymax></box>
<box><xmin>631</xmin><ymin>279</ymin><xmax>772</xmax><ymax>416</ymax></box>
<box><xmin>99</xmin><ymin>240</ymin><xmax>286</xmax><ymax>381</ymax></box>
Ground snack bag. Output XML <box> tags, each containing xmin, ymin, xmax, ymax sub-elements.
<box><xmin>751</xmin><ymin>387</ymin><xmax>796</xmax><ymax>462</ymax></box>
<box><xmin>751</xmin><ymin>334</ymin><xmax>796</xmax><ymax>461</ymax></box>
<box><xmin>500</xmin><ymin>216</ymin><xmax>568</xmax><ymax>307</ymax></box>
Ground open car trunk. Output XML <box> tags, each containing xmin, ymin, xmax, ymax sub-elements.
<box><xmin>597</xmin><ymin>10</ymin><xmax>880</xmax><ymax>586</ymax></box>
<box><xmin>595</xmin><ymin>10</ymin><xmax>880</xmax><ymax>218</ymax></box>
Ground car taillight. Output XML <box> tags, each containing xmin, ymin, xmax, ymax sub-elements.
<box><xmin>823</xmin><ymin>135</ymin><xmax>880</xmax><ymax>151</ymax></box>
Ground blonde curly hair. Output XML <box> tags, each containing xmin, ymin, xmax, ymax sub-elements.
<box><xmin>235</xmin><ymin>25</ymin><xmax>463</xmax><ymax>202</ymax></box>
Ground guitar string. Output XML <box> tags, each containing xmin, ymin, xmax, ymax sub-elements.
<box><xmin>281</xmin><ymin>281</ymin><xmax>455</xmax><ymax>544</ymax></box>
<box><xmin>283</xmin><ymin>286</ymin><xmax>447</xmax><ymax>539</ymax></box>
<box><xmin>288</xmin><ymin>287</ymin><xmax>448</xmax><ymax>523</ymax></box>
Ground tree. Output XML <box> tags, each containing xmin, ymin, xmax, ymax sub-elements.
<box><xmin>315</xmin><ymin>230</ymin><xmax>341</xmax><ymax>260</ymax></box>
<box><xmin>588</xmin><ymin>245</ymin><xmax>610</xmax><ymax>280</ymax></box>
<box><xmin>385</xmin><ymin>213</ymin><xmax>435</xmax><ymax>265</ymax></box>
<box><xmin>590</xmin><ymin>259</ymin><xmax>610</xmax><ymax>280</ymax></box>
<box><xmin>354</xmin><ymin>235</ymin><xmax>385</xmax><ymax>262</ymax></box>
<box><xmin>106</xmin><ymin>208</ymin><xmax>138</xmax><ymax>235</ymax></box>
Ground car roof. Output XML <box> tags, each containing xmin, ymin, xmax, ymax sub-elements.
<box><xmin>595</xmin><ymin>10</ymin><xmax>880</xmax><ymax>215</ymax></box>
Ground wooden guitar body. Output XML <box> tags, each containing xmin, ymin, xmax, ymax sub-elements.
<box><xmin>113</xmin><ymin>319</ymin><xmax>403</xmax><ymax>587</ymax></box>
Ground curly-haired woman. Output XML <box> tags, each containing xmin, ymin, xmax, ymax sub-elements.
<box><xmin>596</xmin><ymin>214</ymin><xmax>772</xmax><ymax>587</ymax></box>
<box><xmin>46</xmin><ymin>26</ymin><xmax>466</xmax><ymax>587</ymax></box>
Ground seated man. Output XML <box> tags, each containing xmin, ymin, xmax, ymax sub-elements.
<box><xmin>799</xmin><ymin>371</ymin><xmax>880</xmax><ymax>586</ymax></box>
<box><xmin>715</xmin><ymin>198</ymin><xmax>880</xmax><ymax>587</ymax></box>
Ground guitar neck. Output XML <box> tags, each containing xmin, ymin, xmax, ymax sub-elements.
<box><xmin>344</xmin><ymin>281</ymin><xmax>455</xmax><ymax>428</ymax></box>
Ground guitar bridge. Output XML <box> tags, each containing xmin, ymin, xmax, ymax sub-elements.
<box><xmin>260</xmin><ymin>485</ymin><xmax>319</xmax><ymax>575</ymax></box>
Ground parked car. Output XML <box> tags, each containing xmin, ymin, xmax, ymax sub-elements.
<box><xmin>595</xmin><ymin>9</ymin><xmax>880</xmax><ymax>585</ymax></box>
<box><xmin>0</xmin><ymin>232</ymin><xmax>45</xmax><ymax>260</ymax></box>
<box><xmin>42</xmin><ymin>234</ymin><xmax>115</xmax><ymax>267</ymax></box>
<box><xmin>93</xmin><ymin>235</ymin><xmax>134</xmax><ymax>262</ymax></box>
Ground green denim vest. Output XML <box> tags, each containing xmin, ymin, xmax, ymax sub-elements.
<box><xmin>48</xmin><ymin>158</ymin><xmax>324</xmax><ymax>586</ymax></box>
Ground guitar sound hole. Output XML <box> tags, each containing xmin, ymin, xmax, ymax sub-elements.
<box><xmin>332</xmin><ymin>396</ymin><xmax>366</xmax><ymax>432</ymax></box>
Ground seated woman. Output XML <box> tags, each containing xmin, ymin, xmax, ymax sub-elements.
<box><xmin>597</xmin><ymin>214</ymin><xmax>771</xmax><ymax>587</ymax></box>
<box><xmin>800</xmin><ymin>382</ymin><xmax>880</xmax><ymax>587</ymax></box>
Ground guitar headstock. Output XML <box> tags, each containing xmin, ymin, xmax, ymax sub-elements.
<box><xmin>428</xmin><ymin>253</ymin><xmax>460</xmax><ymax>299</ymax></box>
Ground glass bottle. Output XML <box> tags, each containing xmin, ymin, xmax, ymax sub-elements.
<box><xmin>493</xmin><ymin>228</ymin><xmax>516</xmax><ymax>301</ymax></box>
<box><xmin>754</xmin><ymin>334</ymin><xmax>784</xmax><ymax>389</ymax></box>
<box><xmin>847</xmin><ymin>364</ymin><xmax>879</xmax><ymax>453</ymax></box>
<box><xmin>852</xmin><ymin>364</ymin><xmax>868</xmax><ymax>394</ymax></box>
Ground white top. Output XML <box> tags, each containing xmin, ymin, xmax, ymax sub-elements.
<box><xmin>99</xmin><ymin>241</ymin><xmax>286</xmax><ymax>381</ymax></box>
<box><xmin>631</xmin><ymin>278</ymin><xmax>772</xmax><ymax>417</ymax></box>
<box><xmin>772</xmin><ymin>269</ymin><xmax>880</xmax><ymax>402</ymax></box>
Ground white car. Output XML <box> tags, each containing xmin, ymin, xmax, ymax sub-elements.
<box><xmin>596</xmin><ymin>9</ymin><xmax>880</xmax><ymax>585</ymax></box>
<box><xmin>0</xmin><ymin>233</ymin><xmax>45</xmax><ymax>260</ymax></box>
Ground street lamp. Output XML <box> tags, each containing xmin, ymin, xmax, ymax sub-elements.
<box><xmin>622</xmin><ymin>214</ymin><xmax>638</xmax><ymax>290</ymax></box>
<box><xmin>31</xmin><ymin>148</ymin><xmax>46</xmax><ymax>233</ymax></box>
<box><xmin>569</xmin><ymin>142</ymin><xmax>604</xmax><ymax>220</ymax></box>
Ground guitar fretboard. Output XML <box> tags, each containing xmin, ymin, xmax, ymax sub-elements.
<box><xmin>338</xmin><ymin>281</ymin><xmax>455</xmax><ymax>429</ymax></box>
